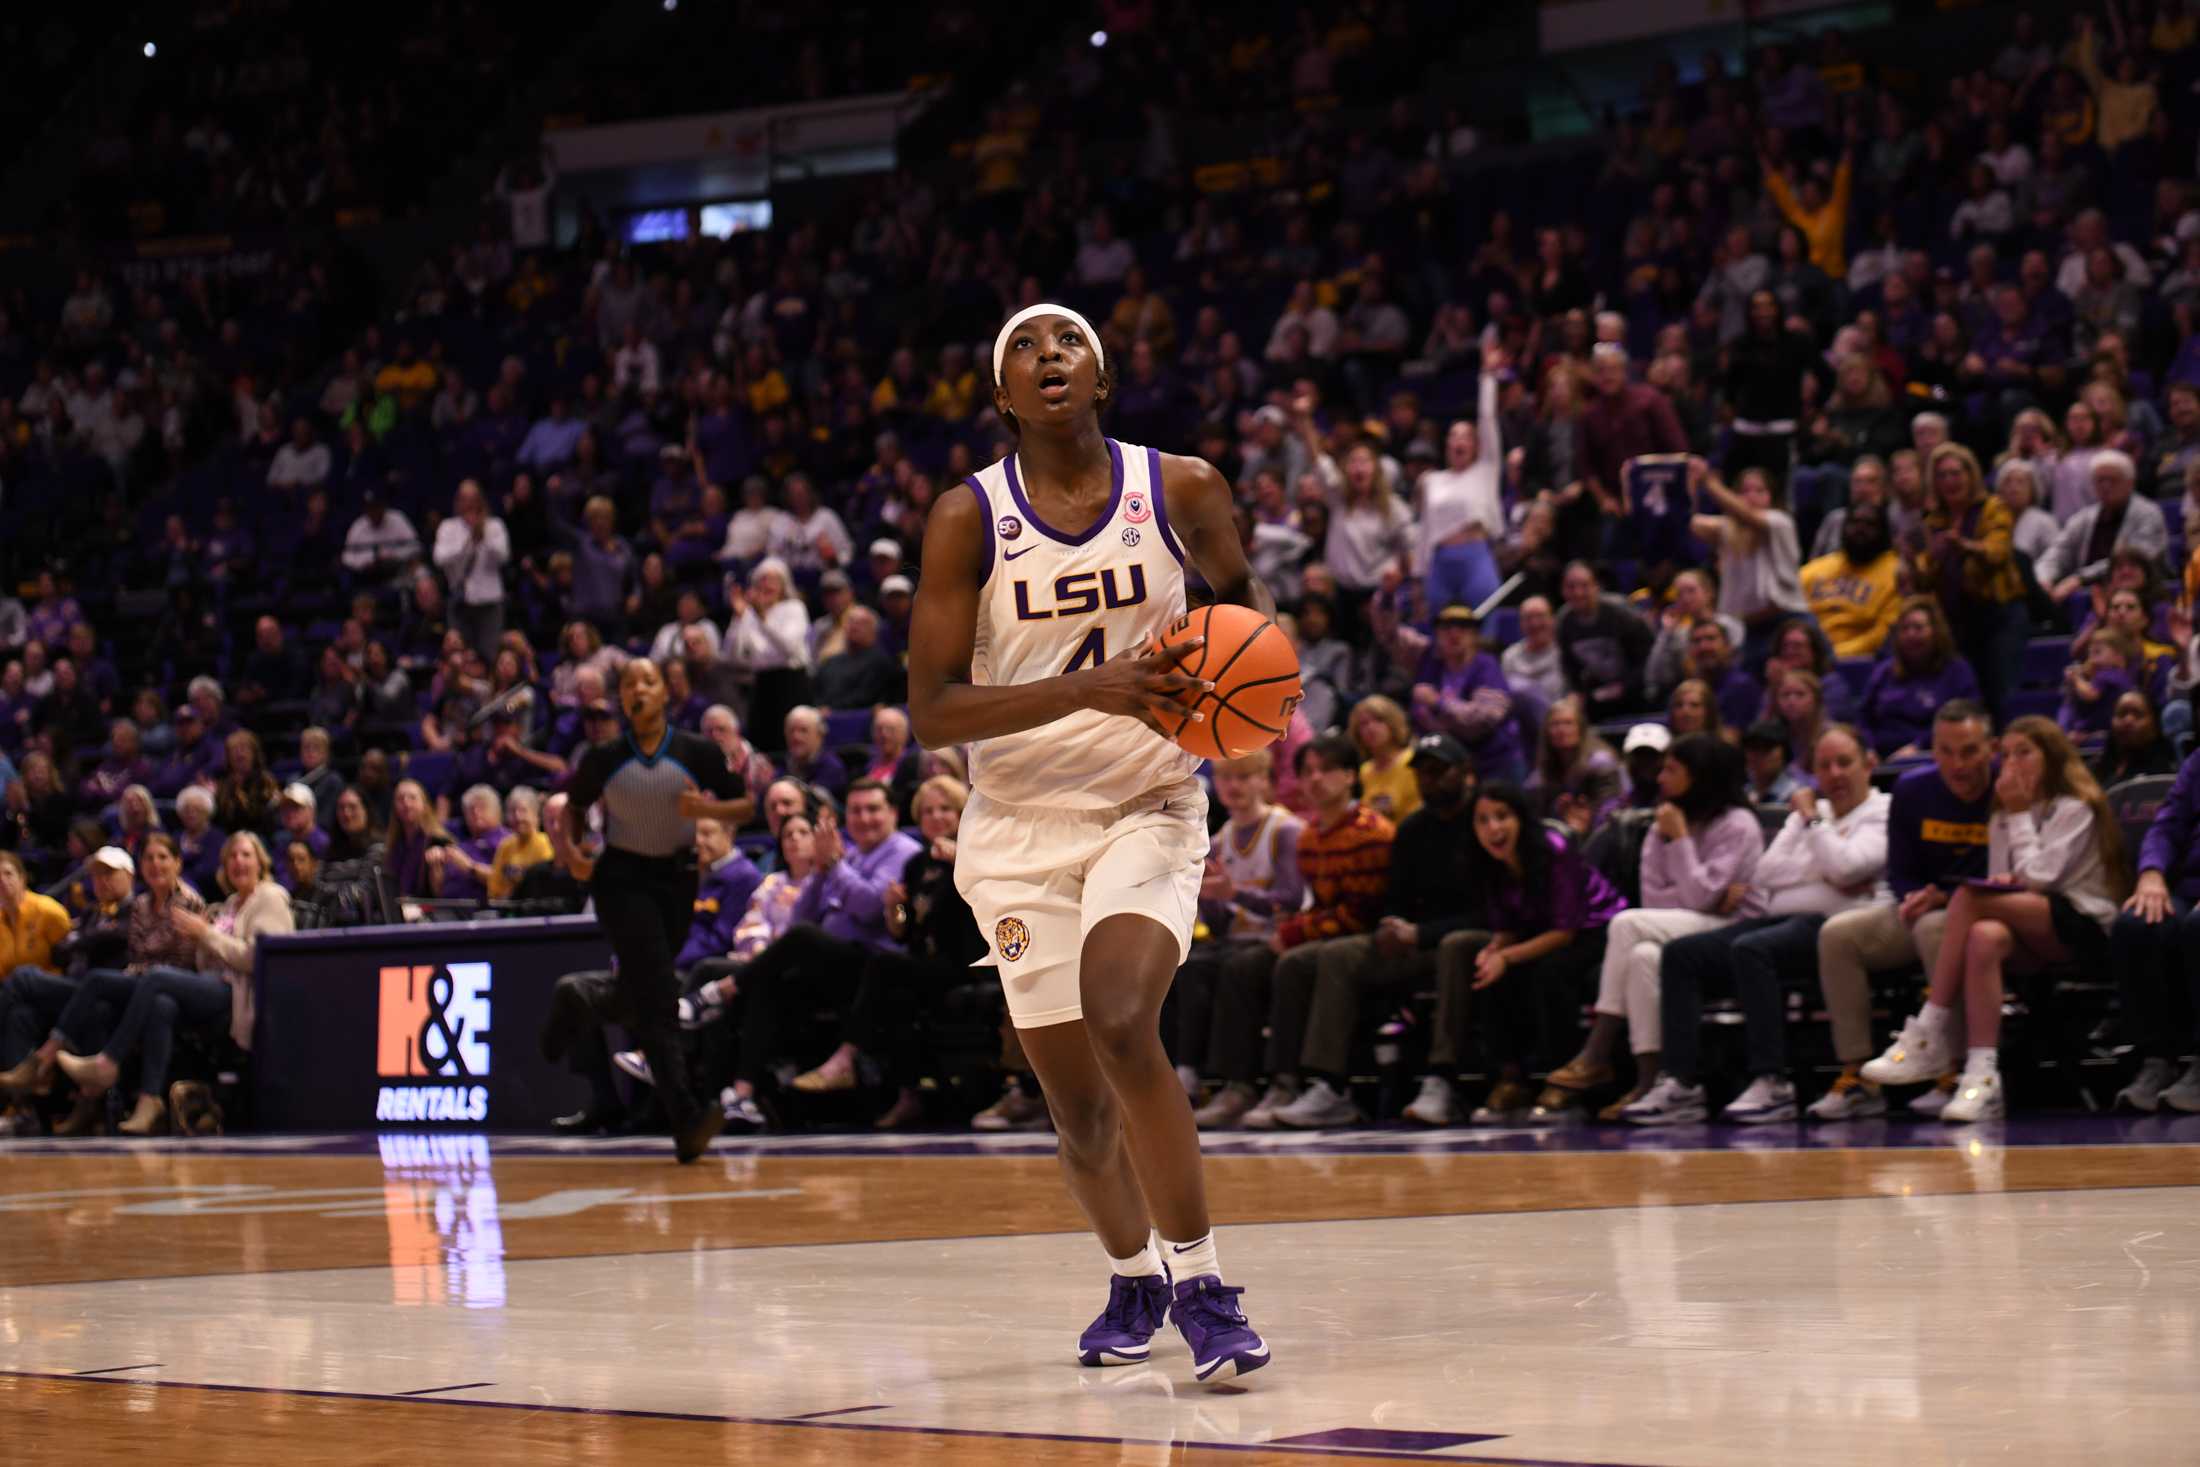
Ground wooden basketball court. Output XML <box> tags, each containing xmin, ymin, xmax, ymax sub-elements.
<box><xmin>4</xmin><ymin>1121</ymin><xmax>2197</xmax><ymax>1464</ymax></box>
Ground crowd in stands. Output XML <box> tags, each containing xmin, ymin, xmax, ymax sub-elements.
<box><xmin>8</xmin><ymin>1</ymin><xmax>2200</xmax><ymax>1137</ymax></box>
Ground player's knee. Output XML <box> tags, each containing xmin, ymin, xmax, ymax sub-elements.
<box><xmin>1083</xmin><ymin>1003</ymin><xmax>1157</xmax><ymax>1070</ymax></box>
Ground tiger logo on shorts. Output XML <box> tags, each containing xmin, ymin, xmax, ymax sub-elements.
<box><xmin>994</xmin><ymin>916</ymin><xmax>1032</xmax><ymax>962</ymax></box>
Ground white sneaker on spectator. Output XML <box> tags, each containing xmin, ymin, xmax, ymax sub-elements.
<box><xmin>613</xmin><ymin>1050</ymin><xmax>653</xmax><ymax>1086</ymax></box>
<box><xmin>1721</xmin><ymin>1075</ymin><xmax>1797</xmax><ymax>1125</ymax></box>
<box><xmin>2116</xmin><ymin>1058</ymin><xmax>2178</xmax><ymax>1113</ymax></box>
<box><xmin>2161</xmin><ymin>1058</ymin><xmax>2200</xmax><ymax>1114</ymax></box>
<box><xmin>1940</xmin><ymin>1060</ymin><xmax>2003</xmax><ymax>1124</ymax></box>
<box><xmin>719</xmin><ymin>1088</ymin><xmax>766</xmax><ymax>1129</ymax></box>
<box><xmin>1274</xmin><ymin>1079</ymin><xmax>1361</xmax><ymax>1129</ymax></box>
<box><xmin>1402</xmin><ymin>1075</ymin><xmax>1456</xmax><ymax>1126</ymax></box>
<box><xmin>1239</xmin><ymin>1082</ymin><xmax>1300</xmax><ymax>1130</ymax></box>
<box><xmin>1622</xmin><ymin>1076</ymin><xmax>1707</xmax><ymax>1126</ymax></box>
<box><xmin>1860</xmin><ymin>1012</ymin><xmax>1956</xmax><ymax>1086</ymax></box>
<box><xmin>1805</xmin><ymin>1068</ymin><xmax>1887</xmax><ymax>1121</ymax></box>
<box><xmin>1907</xmin><ymin>1072</ymin><xmax>1960</xmax><ymax>1116</ymax></box>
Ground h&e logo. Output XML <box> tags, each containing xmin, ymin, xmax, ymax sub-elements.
<box><xmin>378</xmin><ymin>962</ymin><xmax>493</xmax><ymax>1078</ymax></box>
<box><xmin>377</xmin><ymin>963</ymin><xmax>492</xmax><ymax>1123</ymax></box>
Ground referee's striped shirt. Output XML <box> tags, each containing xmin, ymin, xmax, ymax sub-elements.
<box><xmin>567</xmin><ymin>729</ymin><xmax>745</xmax><ymax>859</ymax></box>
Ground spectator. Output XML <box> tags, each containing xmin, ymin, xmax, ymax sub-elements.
<box><xmin>433</xmin><ymin>479</ymin><xmax>512</xmax><ymax>661</ymax></box>
<box><xmin>1543</xmin><ymin>734</ymin><xmax>1764</xmax><ymax>1120</ymax></box>
<box><xmin>1473</xmin><ymin>594</ymin><xmax>1551</xmax><ymax>705</ymax></box>
<box><xmin>516</xmin><ymin>395</ymin><xmax>586</xmax><ymax>474</ymax></box>
<box><xmin>1290</xmin><ymin>597</ymin><xmax>1352</xmax><ymax>732</ymax></box>
<box><xmin>326</xmin><ymin>787</ymin><xmax>379</xmax><ymax>866</ymax></box>
<box><xmin>172</xmin><ymin>786</ymin><xmax>225</xmax><ymax>894</ymax></box>
<box><xmin>1645</xmin><ymin>570</ymin><xmax>1744</xmax><ymax>703</ymax></box>
<box><xmin>813</xmin><ymin>606</ymin><xmax>904</xmax><ymax>711</ymax></box>
<box><xmin>724</xmin><ymin>558</ymin><xmax>812</xmax><ymax>745</ymax></box>
<box><xmin>1722</xmin><ymin>290</ymin><xmax>1822</xmax><ymax>480</ymax></box>
<box><xmin>1347</xmin><ymin>695</ymin><xmax>1418</xmax><ymax>824</ymax></box>
<box><xmin>1526</xmin><ymin>694</ymin><xmax>1623</xmax><ymax>834</ymax></box>
<box><xmin>781</xmin><ymin>706</ymin><xmax>848</xmax><ymax>798</ymax></box>
<box><xmin>1418</xmin><ymin>781</ymin><xmax>1625</xmax><ymax>1124</ymax></box>
<box><xmin>270</xmin><ymin>784</ymin><xmax>328</xmax><ymax>890</ymax></box>
<box><xmin>77</xmin><ymin>720</ymin><xmax>151</xmax><ymax>812</ymax></box>
<box><xmin>1914</xmin><ymin>443</ymin><xmax>2027</xmax><ymax>718</ymax></box>
<box><xmin>433</xmin><ymin>786</ymin><xmax>510</xmax><ymax>906</ymax></box>
<box><xmin>267</xmin><ymin>417</ymin><xmax>331</xmax><ymax>492</ymax></box>
<box><xmin>1415</xmin><ymin>357</ymin><xmax>1507</xmax><ymax>612</ymax></box>
<box><xmin>2037</xmin><ymin>450</ymin><xmax>2167</xmax><ymax>603</ymax></box>
<box><xmin>787</xmin><ymin>776</ymin><xmax>979</xmax><ymax>1129</ymax></box>
<box><xmin>1556</xmin><ymin>561</ymin><xmax>1655</xmax><ymax>722</ymax></box>
<box><xmin>340</xmin><ymin>490</ymin><xmax>422</xmax><ymax>579</ymax></box>
<box><xmin>2060</xmin><ymin>629</ymin><xmax>2138</xmax><ymax>737</ymax></box>
<box><xmin>1859</xmin><ymin>596</ymin><xmax>1983</xmax><ymax>758</ymax></box>
<box><xmin>1407</xmin><ymin>605</ymin><xmax>1522</xmax><ymax>784</ymax></box>
<box><xmin>236</xmin><ymin>618</ymin><xmax>307</xmax><ymax>710</ymax></box>
<box><xmin>2112</xmin><ymin>739</ymin><xmax>2200</xmax><ymax>1112</ymax></box>
<box><xmin>1689</xmin><ymin>460</ymin><xmax>1808</xmax><ymax>664</ymax></box>
<box><xmin>1213</xmin><ymin>734</ymin><xmax>1395</xmax><ymax>1129</ymax></box>
<box><xmin>487</xmin><ymin>787</ymin><xmax>555</xmax><ymax>899</ymax></box>
<box><xmin>860</xmin><ymin>707</ymin><xmax>921</xmax><ymax>813</ymax></box>
<box><xmin>0</xmin><ymin>849</ymin><xmax>72</xmax><ymax>979</ymax></box>
<box><xmin>566</xmin><ymin>496</ymin><xmax>638</xmax><ymax>635</ymax></box>
<box><xmin>1741</xmin><ymin>717</ymin><xmax>1806</xmax><ymax>804</ymax></box>
<box><xmin>1182</xmin><ymin>750</ymin><xmax>1306</xmax><ymax>1122</ymax></box>
<box><xmin>1294</xmin><ymin>399</ymin><xmax>1411</xmax><ymax>601</ymax></box>
<box><xmin>724</xmin><ymin>780</ymin><xmax>919</xmax><ymax>1117</ymax></box>
<box><xmin>1801</xmin><ymin>500</ymin><xmax>1902</xmax><ymax>658</ymax></box>
<box><xmin>1645</xmin><ymin>725</ymin><xmax>1892</xmax><ymax>1124</ymax></box>
<box><xmin>1861</xmin><ymin>717</ymin><xmax>2125</xmax><ymax>1122</ymax></box>
<box><xmin>1996</xmin><ymin>461</ymin><xmax>2060</xmax><ymax>566</ymax></box>
<box><xmin>1576</xmin><ymin>345</ymin><xmax>1687</xmax><ymax>531</ymax></box>
<box><xmin>1685</xmin><ymin>618</ymin><xmax>1761</xmax><ymax>732</ymax></box>
<box><xmin>2090</xmin><ymin>689</ymin><xmax>2178</xmax><ymax>788</ymax></box>
<box><xmin>213</xmin><ymin>731</ymin><xmax>281</xmax><ymax>839</ymax></box>
<box><xmin>698</xmin><ymin>704</ymin><xmax>775</xmax><ymax>820</ymax></box>
<box><xmin>382</xmin><ymin>778</ymin><xmax>448</xmax><ymax>901</ymax></box>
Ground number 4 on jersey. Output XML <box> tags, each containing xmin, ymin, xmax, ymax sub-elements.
<box><xmin>1061</xmin><ymin>628</ymin><xmax>1106</xmax><ymax>674</ymax></box>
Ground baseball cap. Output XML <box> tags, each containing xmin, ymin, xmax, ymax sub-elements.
<box><xmin>1254</xmin><ymin>404</ymin><xmax>1288</xmax><ymax>428</ymax></box>
<box><xmin>1434</xmin><ymin>604</ymin><xmax>1480</xmax><ymax>628</ymax></box>
<box><xmin>1623</xmin><ymin>723</ymin><xmax>1673</xmax><ymax>755</ymax></box>
<box><xmin>89</xmin><ymin>846</ymin><xmax>134</xmax><ymax>875</ymax></box>
<box><xmin>879</xmin><ymin>574</ymin><xmax>914</xmax><ymax>596</ymax></box>
<box><xmin>1410</xmin><ymin>732</ymin><xmax>1470</xmax><ymax>769</ymax></box>
<box><xmin>869</xmin><ymin>538</ymin><xmax>902</xmax><ymax>560</ymax></box>
<box><xmin>281</xmin><ymin>781</ymin><xmax>317</xmax><ymax>812</ymax></box>
<box><xmin>820</xmin><ymin>569</ymin><xmax>852</xmax><ymax>592</ymax></box>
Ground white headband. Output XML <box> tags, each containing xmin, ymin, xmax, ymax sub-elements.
<box><xmin>992</xmin><ymin>303</ymin><xmax>1104</xmax><ymax>385</ymax></box>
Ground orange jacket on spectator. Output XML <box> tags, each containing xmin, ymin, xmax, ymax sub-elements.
<box><xmin>1275</xmin><ymin>804</ymin><xmax>1394</xmax><ymax>948</ymax></box>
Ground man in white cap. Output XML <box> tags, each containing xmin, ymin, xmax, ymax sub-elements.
<box><xmin>1622</xmin><ymin>723</ymin><xmax>1672</xmax><ymax>811</ymax></box>
<box><xmin>273</xmin><ymin>783</ymin><xmax>330</xmax><ymax>889</ymax></box>
<box><xmin>866</xmin><ymin>538</ymin><xmax>903</xmax><ymax>595</ymax></box>
<box><xmin>877</xmin><ymin>573</ymin><xmax>915</xmax><ymax>653</ymax></box>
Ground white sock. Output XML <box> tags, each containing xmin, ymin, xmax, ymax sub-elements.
<box><xmin>1108</xmin><ymin>1241</ymin><xmax>1164</xmax><ymax>1279</ymax></box>
<box><xmin>1162</xmin><ymin>1231</ymin><xmax>1219</xmax><ymax>1283</ymax></box>
<box><xmin>1965</xmin><ymin>1046</ymin><xmax>1999</xmax><ymax>1074</ymax></box>
<box><xmin>1920</xmin><ymin>1001</ymin><xmax>1954</xmax><ymax>1034</ymax></box>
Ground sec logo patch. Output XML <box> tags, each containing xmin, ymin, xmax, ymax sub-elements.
<box><xmin>1122</xmin><ymin>526</ymin><xmax>1141</xmax><ymax>546</ymax></box>
<box><xmin>999</xmin><ymin>516</ymin><xmax>1023</xmax><ymax>541</ymax></box>
<box><xmin>995</xmin><ymin>916</ymin><xmax>1032</xmax><ymax>963</ymax></box>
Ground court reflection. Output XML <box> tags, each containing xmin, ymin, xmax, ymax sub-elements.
<box><xmin>377</xmin><ymin>1134</ymin><xmax>506</xmax><ymax>1308</ymax></box>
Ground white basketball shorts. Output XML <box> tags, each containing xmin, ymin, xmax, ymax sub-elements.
<box><xmin>954</xmin><ymin>778</ymin><xmax>1208</xmax><ymax>1030</ymax></box>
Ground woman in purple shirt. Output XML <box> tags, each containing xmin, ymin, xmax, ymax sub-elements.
<box><xmin>1406</xmin><ymin>783</ymin><xmax>1626</xmax><ymax>1127</ymax></box>
<box><xmin>1860</xmin><ymin>596</ymin><xmax>1981</xmax><ymax>758</ymax></box>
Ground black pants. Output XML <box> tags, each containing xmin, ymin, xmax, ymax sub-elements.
<box><xmin>589</xmin><ymin>849</ymin><xmax>703</xmax><ymax>1130</ymax></box>
<box><xmin>1427</xmin><ymin>929</ymin><xmax>1606</xmax><ymax>1075</ymax></box>
<box><xmin>1175</xmin><ymin>941</ymin><xmax>1272</xmax><ymax>1080</ymax></box>
<box><xmin>2112</xmin><ymin>899</ymin><xmax>2200</xmax><ymax>1061</ymax></box>
<box><xmin>1207</xmin><ymin>943</ymin><xmax>1284</xmax><ymax>1086</ymax></box>
<box><xmin>734</xmin><ymin>923</ymin><xmax>869</xmax><ymax>1087</ymax></box>
<box><xmin>845</xmin><ymin>951</ymin><xmax>967</xmax><ymax>1088</ymax></box>
<box><xmin>1661</xmin><ymin>914</ymin><xmax>1827</xmax><ymax>1084</ymax></box>
<box><xmin>542</xmin><ymin>968</ymin><xmax>629</xmax><ymax>1116</ymax></box>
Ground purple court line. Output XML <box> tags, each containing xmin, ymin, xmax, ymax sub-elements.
<box><xmin>396</xmin><ymin>1381</ymin><xmax>495</xmax><ymax>1396</ymax></box>
<box><xmin>0</xmin><ymin>1369</ymin><xmax>1667</xmax><ymax>1467</ymax></box>
<box><xmin>785</xmin><ymin>1403</ymin><xmax>891</xmax><ymax>1419</ymax></box>
<box><xmin>70</xmin><ymin>1363</ymin><xmax>161</xmax><ymax>1375</ymax></box>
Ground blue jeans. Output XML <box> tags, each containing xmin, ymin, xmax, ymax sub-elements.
<box><xmin>1426</xmin><ymin>540</ymin><xmax>1500</xmax><ymax>616</ymax></box>
<box><xmin>62</xmin><ymin>966</ymin><xmax>232</xmax><ymax>1097</ymax></box>
<box><xmin>1661</xmin><ymin>915</ymin><xmax>1828</xmax><ymax>1084</ymax></box>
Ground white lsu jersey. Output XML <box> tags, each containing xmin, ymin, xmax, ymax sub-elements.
<box><xmin>963</xmin><ymin>439</ymin><xmax>1199</xmax><ymax>809</ymax></box>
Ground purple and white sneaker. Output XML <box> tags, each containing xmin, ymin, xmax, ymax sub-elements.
<box><xmin>1171</xmin><ymin>1275</ymin><xmax>1270</xmax><ymax>1381</ymax></box>
<box><xmin>1077</xmin><ymin>1270</ymin><xmax>1173</xmax><ymax>1367</ymax></box>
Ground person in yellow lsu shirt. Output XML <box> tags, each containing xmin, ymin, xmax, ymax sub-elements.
<box><xmin>0</xmin><ymin>851</ymin><xmax>72</xmax><ymax>980</ymax></box>
<box><xmin>1801</xmin><ymin>500</ymin><xmax>1902</xmax><ymax>658</ymax></box>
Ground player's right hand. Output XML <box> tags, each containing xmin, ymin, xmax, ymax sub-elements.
<box><xmin>1078</xmin><ymin>637</ymin><xmax>1214</xmax><ymax>734</ymax></box>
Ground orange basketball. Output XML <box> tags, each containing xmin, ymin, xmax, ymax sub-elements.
<box><xmin>1147</xmin><ymin>603</ymin><xmax>1303</xmax><ymax>762</ymax></box>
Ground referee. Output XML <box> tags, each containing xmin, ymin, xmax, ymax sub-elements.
<box><xmin>561</xmin><ymin>660</ymin><xmax>747</xmax><ymax>1162</ymax></box>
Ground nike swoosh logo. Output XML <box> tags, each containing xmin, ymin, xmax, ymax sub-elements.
<box><xmin>1004</xmin><ymin>545</ymin><xmax>1040</xmax><ymax>560</ymax></box>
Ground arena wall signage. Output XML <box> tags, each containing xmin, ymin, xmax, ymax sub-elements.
<box><xmin>254</xmin><ymin>918</ymin><xmax>611</xmax><ymax>1130</ymax></box>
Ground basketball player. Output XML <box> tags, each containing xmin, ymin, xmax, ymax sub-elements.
<box><xmin>908</xmin><ymin>304</ymin><xmax>1276</xmax><ymax>1380</ymax></box>
<box><xmin>559</xmin><ymin>660</ymin><xmax>748</xmax><ymax>1162</ymax></box>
